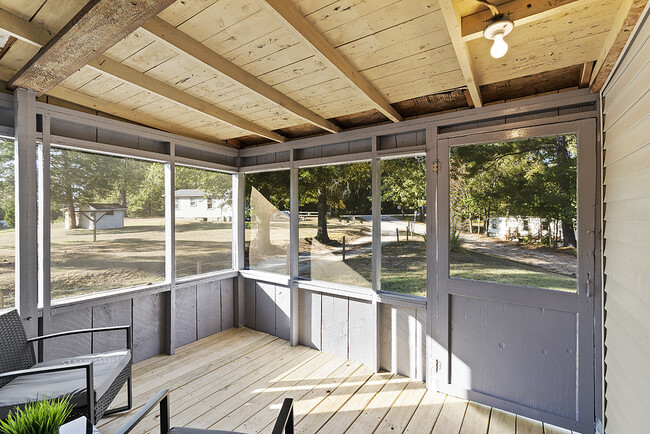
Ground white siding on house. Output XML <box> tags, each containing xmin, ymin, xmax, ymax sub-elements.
<box><xmin>602</xmin><ymin>8</ymin><xmax>650</xmax><ymax>433</ymax></box>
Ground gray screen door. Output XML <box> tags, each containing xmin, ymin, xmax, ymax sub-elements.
<box><xmin>434</xmin><ymin>119</ymin><xmax>597</xmax><ymax>432</ymax></box>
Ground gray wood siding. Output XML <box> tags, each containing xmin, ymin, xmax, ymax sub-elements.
<box><xmin>42</xmin><ymin>276</ymin><xmax>236</xmax><ymax>363</ymax></box>
<box><xmin>602</xmin><ymin>11</ymin><xmax>650</xmax><ymax>434</ymax></box>
<box><xmin>244</xmin><ymin>277</ymin><xmax>426</xmax><ymax>380</ymax></box>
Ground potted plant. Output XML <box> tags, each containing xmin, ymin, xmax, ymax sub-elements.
<box><xmin>0</xmin><ymin>396</ymin><xmax>73</xmax><ymax>434</ymax></box>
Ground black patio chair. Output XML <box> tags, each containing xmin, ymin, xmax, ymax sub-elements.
<box><xmin>116</xmin><ymin>389</ymin><xmax>294</xmax><ymax>434</ymax></box>
<box><xmin>0</xmin><ymin>309</ymin><xmax>132</xmax><ymax>424</ymax></box>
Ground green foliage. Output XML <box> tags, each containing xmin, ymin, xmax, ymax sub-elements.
<box><xmin>381</xmin><ymin>156</ymin><xmax>426</xmax><ymax>217</ymax></box>
<box><xmin>449</xmin><ymin>225</ymin><xmax>464</xmax><ymax>252</ymax></box>
<box><xmin>449</xmin><ymin>135</ymin><xmax>577</xmax><ymax>245</ymax></box>
<box><xmin>0</xmin><ymin>396</ymin><xmax>73</xmax><ymax>434</ymax></box>
<box><xmin>246</xmin><ymin>171</ymin><xmax>290</xmax><ymax>210</ymax></box>
<box><xmin>0</xmin><ymin>140</ymin><xmax>15</xmax><ymax>227</ymax></box>
<box><xmin>299</xmin><ymin>163</ymin><xmax>371</xmax><ymax>215</ymax></box>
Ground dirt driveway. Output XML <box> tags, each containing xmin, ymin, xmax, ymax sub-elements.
<box><xmin>461</xmin><ymin>232</ymin><xmax>576</xmax><ymax>277</ymax></box>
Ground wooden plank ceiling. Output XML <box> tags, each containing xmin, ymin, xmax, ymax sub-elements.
<box><xmin>0</xmin><ymin>0</ymin><xmax>640</xmax><ymax>148</ymax></box>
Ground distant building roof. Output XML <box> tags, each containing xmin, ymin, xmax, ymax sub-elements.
<box><xmin>175</xmin><ymin>189</ymin><xmax>207</xmax><ymax>198</ymax></box>
<box><xmin>61</xmin><ymin>203</ymin><xmax>127</xmax><ymax>212</ymax></box>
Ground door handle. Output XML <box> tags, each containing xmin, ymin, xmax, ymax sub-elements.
<box><xmin>585</xmin><ymin>272</ymin><xmax>592</xmax><ymax>299</ymax></box>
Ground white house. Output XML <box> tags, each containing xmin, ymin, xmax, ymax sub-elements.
<box><xmin>487</xmin><ymin>216</ymin><xmax>564</xmax><ymax>241</ymax></box>
<box><xmin>175</xmin><ymin>189</ymin><xmax>232</xmax><ymax>221</ymax></box>
<box><xmin>62</xmin><ymin>203</ymin><xmax>127</xmax><ymax>230</ymax></box>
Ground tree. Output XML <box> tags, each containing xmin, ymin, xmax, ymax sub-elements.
<box><xmin>0</xmin><ymin>140</ymin><xmax>14</xmax><ymax>226</ymax></box>
<box><xmin>381</xmin><ymin>157</ymin><xmax>426</xmax><ymax>221</ymax></box>
<box><xmin>449</xmin><ymin>135</ymin><xmax>577</xmax><ymax>246</ymax></box>
<box><xmin>299</xmin><ymin>163</ymin><xmax>371</xmax><ymax>243</ymax></box>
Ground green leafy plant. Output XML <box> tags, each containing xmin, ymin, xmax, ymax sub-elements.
<box><xmin>449</xmin><ymin>225</ymin><xmax>465</xmax><ymax>252</ymax></box>
<box><xmin>0</xmin><ymin>396</ymin><xmax>74</xmax><ymax>434</ymax></box>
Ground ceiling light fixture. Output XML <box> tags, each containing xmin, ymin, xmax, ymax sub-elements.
<box><xmin>477</xmin><ymin>0</ymin><xmax>514</xmax><ymax>59</ymax></box>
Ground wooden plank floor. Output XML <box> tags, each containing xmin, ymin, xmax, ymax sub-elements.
<box><xmin>98</xmin><ymin>327</ymin><xmax>578</xmax><ymax>434</ymax></box>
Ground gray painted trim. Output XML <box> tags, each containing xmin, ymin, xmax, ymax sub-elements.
<box><xmin>289</xmin><ymin>166</ymin><xmax>299</xmax><ymax>346</ymax></box>
<box><xmin>164</xmin><ymin>153</ymin><xmax>176</xmax><ymax>355</ymax></box>
<box><xmin>34</xmin><ymin>101</ymin><xmax>238</xmax><ymax>157</ymax></box>
<box><xmin>14</xmin><ymin>88</ymin><xmax>38</xmax><ymax>337</ymax></box>
<box><xmin>233</xmin><ymin>173</ymin><xmax>245</xmax><ymax>327</ymax></box>
<box><xmin>239</xmin><ymin>90</ymin><xmax>598</xmax><ymax>158</ymax></box>
<box><xmin>371</xmin><ymin>137</ymin><xmax>381</xmax><ymax>371</ymax></box>
<box><xmin>425</xmin><ymin>126</ymin><xmax>438</xmax><ymax>390</ymax></box>
<box><xmin>38</xmin><ymin>114</ymin><xmax>51</xmax><ymax>335</ymax></box>
<box><xmin>239</xmin><ymin>270</ymin><xmax>291</xmax><ymax>286</ymax></box>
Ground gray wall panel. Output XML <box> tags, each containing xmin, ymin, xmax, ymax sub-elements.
<box><xmin>133</xmin><ymin>293</ymin><xmax>166</xmax><ymax>363</ymax></box>
<box><xmin>244</xmin><ymin>278</ymin><xmax>256</xmax><ymax>329</ymax></box>
<box><xmin>275</xmin><ymin>284</ymin><xmax>291</xmax><ymax>341</ymax></box>
<box><xmin>92</xmin><ymin>299</ymin><xmax>132</xmax><ymax>354</ymax></box>
<box><xmin>44</xmin><ymin>308</ymin><xmax>92</xmax><ymax>361</ymax></box>
<box><xmin>449</xmin><ymin>295</ymin><xmax>577</xmax><ymax>418</ymax></box>
<box><xmin>175</xmin><ymin>285</ymin><xmax>197</xmax><ymax>348</ymax></box>
<box><xmin>348</xmin><ymin>299</ymin><xmax>374</xmax><ymax>367</ymax></box>
<box><xmin>379</xmin><ymin>303</ymin><xmax>393</xmax><ymax>372</ymax></box>
<box><xmin>298</xmin><ymin>290</ymin><xmax>321</xmax><ymax>350</ymax></box>
<box><xmin>395</xmin><ymin>306</ymin><xmax>415</xmax><ymax>378</ymax></box>
<box><xmin>321</xmin><ymin>294</ymin><xmax>348</xmax><ymax>359</ymax></box>
<box><xmin>197</xmin><ymin>281</ymin><xmax>221</xmax><ymax>339</ymax></box>
<box><xmin>221</xmin><ymin>278</ymin><xmax>234</xmax><ymax>330</ymax></box>
<box><xmin>255</xmin><ymin>282</ymin><xmax>276</xmax><ymax>335</ymax></box>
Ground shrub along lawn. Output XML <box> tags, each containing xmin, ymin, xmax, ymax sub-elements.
<box><xmin>346</xmin><ymin>239</ymin><xmax>576</xmax><ymax>298</ymax></box>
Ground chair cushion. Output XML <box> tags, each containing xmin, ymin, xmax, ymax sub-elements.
<box><xmin>0</xmin><ymin>350</ymin><xmax>131</xmax><ymax>419</ymax></box>
<box><xmin>169</xmin><ymin>428</ymin><xmax>244</xmax><ymax>434</ymax></box>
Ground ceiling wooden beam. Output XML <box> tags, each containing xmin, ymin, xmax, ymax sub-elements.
<box><xmin>590</xmin><ymin>0</ymin><xmax>648</xmax><ymax>92</ymax></box>
<box><xmin>438</xmin><ymin>0</ymin><xmax>483</xmax><ymax>108</ymax></box>
<box><xmin>7</xmin><ymin>0</ymin><xmax>176</xmax><ymax>95</ymax></box>
<box><xmin>259</xmin><ymin>0</ymin><xmax>403</xmax><ymax>123</ymax></box>
<box><xmin>88</xmin><ymin>56</ymin><xmax>286</xmax><ymax>143</ymax></box>
<box><xmin>579</xmin><ymin>61</ymin><xmax>595</xmax><ymax>88</ymax></box>
<box><xmin>0</xmin><ymin>8</ymin><xmax>286</xmax><ymax>143</ymax></box>
<box><xmin>47</xmin><ymin>86</ymin><xmax>229</xmax><ymax>146</ymax></box>
<box><xmin>0</xmin><ymin>7</ymin><xmax>52</xmax><ymax>47</ymax></box>
<box><xmin>461</xmin><ymin>0</ymin><xmax>583</xmax><ymax>42</ymax></box>
<box><xmin>142</xmin><ymin>17</ymin><xmax>341</xmax><ymax>134</ymax></box>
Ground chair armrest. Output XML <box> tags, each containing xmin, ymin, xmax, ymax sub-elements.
<box><xmin>28</xmin><ymin>325</ymin><xmax>132</xmax><ymax>350</ymax></box>
<box><xmin>0</xmin><ymin>362</ymin><xmax>95</xmax><ymax>421</ymax></box>
<box><xmin>271</xmin><ymin>398</ymin><xmax>294</xmax><ymax>434</ymax></box>
<box><xmin>115</xmin><ymin>389</ymin><xmax>170</xmax><ymax>434</ymax></box>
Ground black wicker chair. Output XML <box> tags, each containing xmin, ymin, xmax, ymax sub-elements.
<box><xmin>116</xmin><ymin>389</ymin><xmax>294</xmax><ymax>434</ymax></box>
<box><xmin>0</xmin><ymin>309</ymin><xmax>133</xmax><ymax>424</ymax></box>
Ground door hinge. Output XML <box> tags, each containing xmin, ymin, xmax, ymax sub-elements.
<box><xmin>434</xmin><ymin>359</ymin><xmax>442</xmax><ymax>373</ymax></box>
<box><xmin>432</xmin><ymin>160</ymin><xmax>439</xmax><ymax>173</ymax></box>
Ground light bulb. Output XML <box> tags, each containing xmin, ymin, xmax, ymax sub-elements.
<box><xmin>490</xmin><ymin>33</ymin><xmax>508</xmax><ymax>58</ymax></box>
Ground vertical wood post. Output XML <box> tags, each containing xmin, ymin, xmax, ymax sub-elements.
<box><xmin>425</xmin><ymin>126</ymin><xmax>438</xmax><ymax>390</ymax></box>
<box><xmin>38</xmin><ymin>113</ymin><xmax>51</xmax><ymax>343</ymax></box>
<box><xmin>233</xmin><ymin>172</ymin><xmax>245</xmax><ymax>327</ymax></box>
<box><xmin>289</xmin><ymin>163</ymin><xmax>299</xmax><ymax>346</ymax></box>
<box><xmin>164</xmin><ymin>144</ymin><xmax>176</xmax><ymax>354</ymax></box>
<box><xmin>14</xmin><ymin>88</ymin><xmax>38</xmax><ymax>338</ymax></box>
<box><xmin>371</xmin><ymin>137</ymin><xmax>381</xmax><ymax>372</ymax></box>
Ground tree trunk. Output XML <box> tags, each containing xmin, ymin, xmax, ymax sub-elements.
<box><xmin>562</xmin><ymin>220</ymin><xmax>577</xmax><ymax>247</ymax></box>
<box><xmin>555</xmin><ymin>136</ymin><xmax>577</xmax><ymax>247</ymax></box>
<box><xmin>120</xmin><ymin>187</ymin><xmax>127</xmax><ymax>217</ymax></box>
<box><xmin>316</xmin><ymin>191</ymin><xmax>330</xmax><ymax>243</ymax></box>
<box><xmin>66</xmin><ymin>186</ymin><xmax>76</xmax><ymax>229</ymax></box>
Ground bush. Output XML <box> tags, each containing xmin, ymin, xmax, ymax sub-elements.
<box><xmin>449</xmin><ymin>225</ymin><xmax>464</xmax><ymax>252</ymax></box>
<box><xmin>0</xmin><ymin>396</ymin><xmax>73</xmax><ymax>434</ymax></box>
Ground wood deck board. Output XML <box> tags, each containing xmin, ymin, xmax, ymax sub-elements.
<box><xmin>98</xmin><ymin>327</ymin><xmax>577</xmax><ymax>434</ymax></box>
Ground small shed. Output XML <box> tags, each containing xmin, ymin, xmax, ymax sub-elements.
<box><xmin>62</xmin><ymin>203</ymin><xmax>127</xmax><ymax>230</ymax></box>
<box><xmin>175</xmin><ymin>189</ymin><xmax>232</xmax><ymax>221</ymax></box>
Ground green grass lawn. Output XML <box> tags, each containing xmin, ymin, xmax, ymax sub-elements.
<box><xmin>345</xmin><ymin>240</ymin><xmax>576</xmax><ymax>298</ymax></box>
